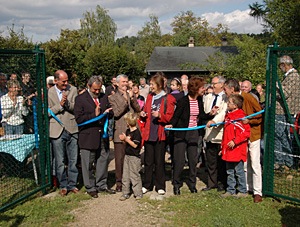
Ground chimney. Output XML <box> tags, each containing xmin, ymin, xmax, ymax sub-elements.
<box><xmin>188</xmin><ymin>37</ymin><xmax>194</xmax><ymax>47</ymax></box>
<box><xmin>221</xmin><ymin>37</ymin><xmax>228</xmax><ymax>46</ymax></box>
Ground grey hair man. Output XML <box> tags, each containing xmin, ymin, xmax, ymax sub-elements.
<box><xmin>109</xmin><ymin>74</ymin><xmax>141</xmax><ymax>192</ymax></box>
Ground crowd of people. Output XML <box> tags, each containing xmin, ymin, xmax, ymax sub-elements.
<box><xmin>1</xmin><ymin>54</ymin><xmax>299</xmax><ymax>204</ymax></box>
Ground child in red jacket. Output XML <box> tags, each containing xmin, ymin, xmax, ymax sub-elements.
<box><xmin>221</xmin><ymin>94</ymin><xmax>250</xmax><ymax>198</ymax></box>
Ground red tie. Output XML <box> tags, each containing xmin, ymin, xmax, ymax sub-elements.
<box><xmin>94</xmin><ymin>98</ymin><xmax>99</xmax><ymax>106</ymax></box>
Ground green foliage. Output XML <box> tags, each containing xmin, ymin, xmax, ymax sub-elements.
<box><xmin>0</xmin><ymin>24</ymin><xmax>34</xmax><ymax>49</ymax></box>
<box><xmin>171</xmin><ymin>11</ymin><xmax>230</xmax><ymax>47</ymax></box>
<box><xmin>80</xmin><ymin>5</ymin><xmax>117</xmax><ymax>47</ymax></box>
<box><xmin>197</xmin><ymin>35</ymin><xmax>267</xmax><ymax>84</ymax></box>
<box><xmin>116</xmin><ymin>36</ymin><xmax>139</xmax><ymax>52</ymax></box>
<box><xmin>224</xmin><ymin>35</ymin><xmax>267</xmax><ymax>84</ymax></box>
<box><xmin>41</xmin><ymin>29</ymin><xmax>89</xmax><ymax>86</ymax></box>
<box><xmin>249</xmin><ymin>0</ymin><xmax>300</xmax><ymax>46</ymax></box>
<box><xmin>135</xmin><ymin>15</ymin><xmax>162</xmax><ymax>64</ymax></box>
<box><xmin>84</xmin><ymin>45</ymin><xmax>144</xmax><ymax>83</ymax></box>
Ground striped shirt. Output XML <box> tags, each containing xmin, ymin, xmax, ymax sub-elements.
<box><xmin>188</xmin><ymin>100</ymin><xmax>199</xmax><ymax>128</ymax></box>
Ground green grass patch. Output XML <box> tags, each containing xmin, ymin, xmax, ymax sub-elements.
<box><xmin>0</xmin><ymin>191</ymin><xmax>90</xmax><ymax>227</ymax></box>
<box><xmin>143</xmin><ymin>188</ymin><xmax>300</xmax><ymax>227</ymax></box>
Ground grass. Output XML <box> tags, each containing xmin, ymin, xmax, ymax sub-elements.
<box><xmin>143</xmin><ymin>189</ymin><xmax>300</xmax><ymax>227</ymax></box>
<box><xmin>0</xmin><ymin>191</ymin><xmax>90</xmax><ymax>227</ymax></box>
<box><xmin>1</xmin><ymin>186</ymin><xmax>299</xmax><ymax>227</ymax></box>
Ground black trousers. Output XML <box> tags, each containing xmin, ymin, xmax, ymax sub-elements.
<box><xmin>143</xmin><ymin>141</ymin><xmax>166</xmax><ymax>191</ymax></box>
<box><xmin>205</xmin><ymin>142</ymin><xmax>227</xmax><ymax>188</ymax></box>
<box><xmin>172</xmin><ymin>130</ymin><xmax>198</xmax><ymax>189</ymax></box>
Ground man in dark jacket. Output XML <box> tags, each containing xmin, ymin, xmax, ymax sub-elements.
<box><xmin>74</xmin><ymin>76</ymin><xmax>115</xmax><ymax>198</ymax></box>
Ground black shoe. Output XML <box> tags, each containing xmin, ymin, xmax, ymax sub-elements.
<box><xmin>88</xmin><ymin>191</ymin><xmax>98</xmax><ymax>198</ymax></box>
<box><xmin>98</xmin><ymin>188</ymin><xmax>116</xmax><ymax>194</ymax></box>
<box><xmin>173</xmin><ymin>187</ymin><xmax>180</xmax><ymax>195</ymax></box>
<box><xmin>201</xmin><ymin>186</ymin><xmax>217</xmax><ymax>191</ymax></box>
<box><xmin>116</xmin><ymin>185</ymin><xmax>122</xmax><ymax>193</ymax></box>
<box><xmin>190</xmin><ymin>188</ymin><xmax>198</xmax><ymax>193</ymax></box>
<box><xmin>217</xmin><ymin>186</ymin><xmax>225</xmax><ymax>192</ymax></box>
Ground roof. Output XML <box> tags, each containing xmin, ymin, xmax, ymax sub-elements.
<box><xmin>145</xmin><ymin>46</ymin><xmax>238</xmax><ymax>73</ymax></box>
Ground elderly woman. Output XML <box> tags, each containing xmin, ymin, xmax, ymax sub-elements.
<box><xmin>140</xmin><ymin>72</ymin><xmax>176</xmax><ymax>195</ymax></box>
<box><xmin>1</xmin><ymin>80</ymin><xmax>28</xmax><ymax>134</ymax></box>
<box><xmin>166</xmin><ymin>76</ymin><xmax>217</xmax><ymax>195</ymax></box>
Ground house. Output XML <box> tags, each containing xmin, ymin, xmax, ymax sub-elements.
<box><xmin>145</xmin><ymin>45</ymin><xmax>238</xmax><ymax>79</ymax></box>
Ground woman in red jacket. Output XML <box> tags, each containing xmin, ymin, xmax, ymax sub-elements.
<box><xmin>140</xmin><ymin>72</ymin><xmax>176</xmax><ymax>195</ymax></box>
<box><xmin>221</xmin><ymin>94</ymin><xmax>250</xmax><ymax>198</ymax></box>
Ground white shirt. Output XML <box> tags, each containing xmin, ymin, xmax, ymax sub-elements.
<box><xmin>1</xmin><ymin>94</ymin><xmax>28</xmax><ymax>125</ymax></box>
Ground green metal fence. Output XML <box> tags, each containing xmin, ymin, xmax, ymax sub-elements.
<box><xmin>0</xmin><ymin>47</ymin><xmax>50</xmax><ymax>212</ymax></box>
<box><xmin>263</xmin><ymin>43</ymin><xmax>300</xmax><ymax>202</ymax></box>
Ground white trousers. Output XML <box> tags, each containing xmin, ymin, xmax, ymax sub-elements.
<box><xmin>244</xmin><ymin>139</ymin><xmax>262</xmax><ymax>196</ymax></box>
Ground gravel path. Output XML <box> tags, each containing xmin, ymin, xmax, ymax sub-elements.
<box><xmin>66</xmin><ymin>142</ymin><xmax>207</xmax><ymax>226</ymax></box>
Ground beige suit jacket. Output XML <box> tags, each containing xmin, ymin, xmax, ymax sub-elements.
<box><xmin>48</xmin><ymin>84</ymin><xmax>78</xmax><ymax>138</ymax></box>
<box><xmin>203</xmin><ymin>92</ymin><xmax>228</xmax><ymax>144</ymax></box>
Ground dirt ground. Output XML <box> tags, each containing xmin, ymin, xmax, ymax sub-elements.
<box><xmin>66</xmin><ymin>142</ymin><xmax>207</xmax><ymax>226</ymax></box>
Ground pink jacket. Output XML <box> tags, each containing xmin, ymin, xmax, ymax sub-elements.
<box><xmin>221</xmin><ymin>109</ymin><xmax>250</xmax><ymax>162</ymax></box>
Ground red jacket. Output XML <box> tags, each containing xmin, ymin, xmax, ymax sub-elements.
<box><xmin>142</xmin><ymin>93</ymin><xmax>176</xmax><ymax>141</ymax></box>
<box><xmin>221</xmin><ymin>109</ymin><xmax>250</xmax><ymax>162</ymax></box>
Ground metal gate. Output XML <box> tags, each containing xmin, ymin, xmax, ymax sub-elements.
<box><xmin>263</xmin><ymin>43</ymin><xmax>300</xmax><ymax>202</ymax></box>
<box><xmin>0</xmin><ymin>46</ymin><xmax>50</xmax><ymax>211</ymax></box>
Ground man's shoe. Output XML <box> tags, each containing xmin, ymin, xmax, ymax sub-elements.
<box><xmin>70</xmin><ymin>187</ymin><xmax>79</xmax><ymax>194</ymax></box>
<box><xmin>202</xmin><ymin>186</ymin><xmax>217</xmax><ymax>191</ymax></box>
<box><xmin>173</xmin><ymin>187</ymin><xmax>181</xmax><ymax>195</ymax></box>
<box><xmin>116</xmin><ymin>185</ymin><xmax>122</xmax><ymax>193</ymax></box>
<box><xmin>119</xmin><ymin>194</ymin><xmax>130</xmax><ymax>201</ymax></box>
<box><xmin>217</xmin><ymin>185</ymin><xmax>225</xmax><ymax>192</ymax></box>
<box><xmin>234</xmin><ymin>192</ymin><xmax>248</xmax><ymax>198</ymax></box>
<box><xmin>190</xmin><ymin>188</ymin><xmax>198</xmax><ymax>193</ymax></box>
<box><xmin>221</xmin><ymin>192</ymin><xmax>234</xmax><ymax>198</ymax></box>
<box><xmin>59</xmin><ymin>188</ymin><xmax>67</xmax><ymax>196</ymax></box>
<box><xmin>254</xmin><ymin>194</ymin><xmax>263</xmax><ymax>203</ymax></box>
<box><xmin>98</xmin><ymin>188</ymin><xmax>116</xmax><ymax>194</ymax></box>
<box><xmin>88</xmin><ymin>191</ymin><xmax>98</xmax><ymax>198</ymax></box>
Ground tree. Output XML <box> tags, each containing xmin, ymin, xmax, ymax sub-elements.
<box><xmin>249</xmin><ymin>0</ymin><xmax>300</xmax><ymax>46</ymax></box>
<box><xmin>198</xmin><ymin>35</ymin><xmax>267</xmax><ymax>85</ymax></box>
<box><xmin>171</xmin><ymin>10</ymin><xmax>230</xmax><ymax>47</ymax></box>
<box><xmin>135</xmin><ymin>15</ymin><xmax>162</xmax><ymax>63</ymax></box>
<box><xmin>42</xmin><ymin>29</ymin><xmax>89</xmax><ymax>86</ymax></box>
<box><xmin>80</xmin><ymin>5</ymin><xmax>117</xmax><ymax>47</ymax></box>
<box><xmin>84</xmin><ymin>45</ymin><xmax>144</xmax><ymax>84</ymax></box>
<box><xmin>0</xmin><ymin>24</ymin><xmax>33</xmax><ymax>49</ymax></box>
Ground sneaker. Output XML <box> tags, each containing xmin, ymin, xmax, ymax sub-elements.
<box><xmin>142</xmin><ymin>187</ymin><xmax>148</xmax><ymax>194</ymax></box>
<box><xmin>221</xmin><ymin>192</ymin><xmax>234</xmax><ymax>198</ymax></box>
<box><xmin>235</xmin><ymin>192</ymin><xmax>248</xmax><ymax>198</ymax></box>
<box><xmin>135</xmin><ymin>195</ymin><xmax>143</xmax><ymax>200</ymax></box>
<box><xmin>158</xmin><ymin>189</ymin><xmax>166</xmax><ymax>195</ymax></box>
<box><xmin>119</xmin><ymin>194</ymin><xmax>130</xmax><ymax>201</ymax></box>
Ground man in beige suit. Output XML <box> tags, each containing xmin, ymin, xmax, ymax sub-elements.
<box><xmin>202</xmin><ymin>75</ymin><xmax>228</xmax><ymax>192</ymax></box>
<box><xmin>48</xmin><ymin>70</ymin><xmax>79</xmax><ymax>196</ymax></box>
<box><xmin>108</xmin><ymin>74</ymin><xmax>141</xmax><ymax>192</ymax></box>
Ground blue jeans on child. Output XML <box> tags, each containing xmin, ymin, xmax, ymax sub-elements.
<box><xmin>226</xmin><ymin>160</ymin><xmax>247</xmax><ymax>194</ymax></box>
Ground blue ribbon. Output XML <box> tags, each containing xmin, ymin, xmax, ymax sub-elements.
<box><xmin>33</xmin><ymin>97</ymin><xmax>39</xmax><ymax>148</ymax></box>
<box><xmin>165</xmin><ymin>109</ymin><xmax>265</xmax><ymax>131</ymax></box>
<box><xmin>48</xmin><ymin>108</ymin><xmax>109</xmax><ymax>138</ymax></box>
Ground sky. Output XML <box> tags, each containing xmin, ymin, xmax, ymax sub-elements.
<box><xmin>0</xmin><ymin>0</ymin><xmax>264</xmax><ymax>44</ymax></box>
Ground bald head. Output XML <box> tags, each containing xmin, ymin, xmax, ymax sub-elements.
<box><xmin>241</xmin><ymin>80</ymin><xmax>252</xmax><ymax>93</ymax></box>
<box><xmin>54</xmin><ymin>70</ymin><xmax>69</xmax><ymax>91</ymax></box>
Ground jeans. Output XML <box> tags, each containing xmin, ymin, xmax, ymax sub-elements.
<box><xmin>51</xmin><ymin>130</ymin><xmax>78</xmax><ymax>190</ymax></box>
<box><xmin>4</xmin><ymin>123</ymin><xmax>24</xmax><ymax>135</ymax></box>
<box><xmin>226</xmin><ymin>160</ymin><xmax>247</xmax><ymax>194</ymax></box>
<box><xmin>274</xmin><ymin>114</ymin><xmax>293</xmax><ymax>167</ymax></box>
